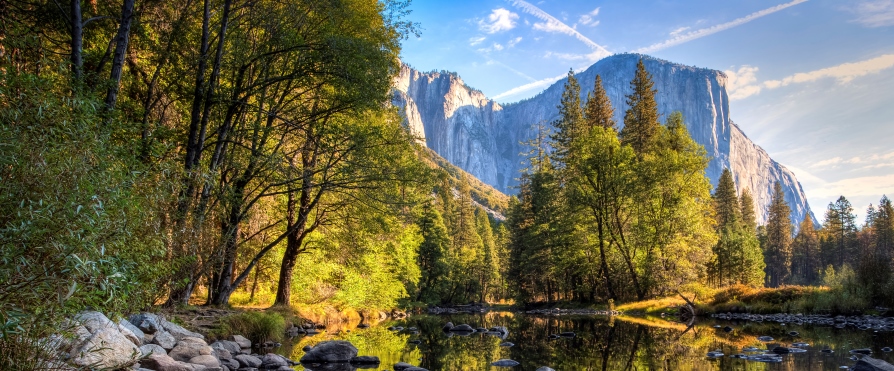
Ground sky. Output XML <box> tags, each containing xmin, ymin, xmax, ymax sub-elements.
<box><xmin>399</xmin><ymin>0</ymin><xmax>894</xmax><ymax>223</ymax></box>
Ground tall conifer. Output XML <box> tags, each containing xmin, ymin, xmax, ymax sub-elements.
<box><xmin>585</xmin><ymin>75</ymin><xmax>616</xmax><ymax>131</ymax></box>
<box><xmin>765</xmin><ymin>182</ymin><xmax>793</xmax><ymax>287</ymax></box>
<box><xmin>621</xmin><ymin>59</ymin><xmax>660</xmax><ymax>154</ymax></box>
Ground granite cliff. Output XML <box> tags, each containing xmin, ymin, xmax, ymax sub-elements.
<box><xmin>393</xmin><ymin>54</ymin><xmax>815</xmax><ymax>225</ymax></box>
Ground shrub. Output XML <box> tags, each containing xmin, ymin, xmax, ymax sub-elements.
<box><xmin>216</xmin><ymin>312</ymin><xmax>286</xmax><ymax>344</ymax></box>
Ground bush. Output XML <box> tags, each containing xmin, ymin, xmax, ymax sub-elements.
<box><xmin>215</xmin><ymin>312</ymin><xmax>286</xmax><ymax>344</ymax></box>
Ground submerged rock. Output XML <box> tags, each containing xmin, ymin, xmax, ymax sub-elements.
<box><xmin>491</xmin><ymin>359</ymin><xmax>520</xmax><ymax>367</ymax></box>
<box><xmin>853</xmin><ymin>356</ymin><xmax>894</xmax><ymax>371</ymax></box>
<box><xmin>299</xmin><ymin>340</ymin><xmax>358</xmax><ymax>363</ymax></box>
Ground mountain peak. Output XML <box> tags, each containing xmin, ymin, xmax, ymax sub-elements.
<box><xmin>393</xmin><ymin>56</ymin><xmax>815</xmax><ymax>226</ymax></box>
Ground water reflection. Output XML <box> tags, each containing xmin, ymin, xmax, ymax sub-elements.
<box><xmin>277</xmin><ymin>312</ymin><xmax>894</xmax><ymax>370</ymax></box>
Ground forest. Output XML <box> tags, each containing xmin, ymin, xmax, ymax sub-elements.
<box><xmin>1</xmin><ymin>0</ymin><xmax>893</xmax><ymax>366</ymax></box>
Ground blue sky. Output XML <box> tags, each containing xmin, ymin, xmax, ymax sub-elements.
<box><xmin>399</xmin><ymin>0</ymin><xmax>894</xmax><ymax>222</ymax></box>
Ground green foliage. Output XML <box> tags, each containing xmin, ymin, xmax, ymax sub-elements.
<box><xmin>508</xmin><ymin>67</ymin><xmax>716</xmax><ymax>304</ymax></box>
<box><xmin>216</xmin><ymin>311</ymin><xmax>286</xmax><ymax>344</ymax></box>
<box><xmin>764</xmin><ymin>183</ymin><xmax>793</xmax><ymax>287</ymax></box>
<box><xmin>620</xmin><ymin>59</ymin><xmax>661</xmax><ymax>154</ymax></box>
<box><xmin>710</xmin><ymin>169</ymin><xmax>764</xmax><ymax>287</ymax></box>
<box><xmin>0</xmin><ymin>71</ymin><xmax>174</xmax><ymax>368</ymax></box>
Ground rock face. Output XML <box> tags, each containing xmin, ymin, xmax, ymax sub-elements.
<box><xmin>393</xmin><ymin>54</ymin><xmax>815</xmax><ymax>225</ymax></box>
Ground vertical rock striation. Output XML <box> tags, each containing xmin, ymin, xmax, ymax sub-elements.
<box><xmin>393</xmin><ymin>54</ymin><xmax>815</xmax><ymax>225</ymax></box>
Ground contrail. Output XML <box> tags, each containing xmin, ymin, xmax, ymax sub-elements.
<box><xmin>634</xmin><ymin>0</ymin><xmax>809</xmax><ymax>53</ymax></box>
<box><xmin>508</xmin><ymin>0</ymin><xmax>611</xmax><ymax>58</ymax></box>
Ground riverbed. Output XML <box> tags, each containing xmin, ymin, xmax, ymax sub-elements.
<box><xmin>276</xmin><ymin>312</ymin><xmax>894</xmax><ymax>370</ymax></box>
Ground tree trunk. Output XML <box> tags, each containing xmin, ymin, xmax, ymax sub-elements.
<box><xmin>70</xmin><ymin>0</ymin><xmax>83</xmax><ymax>82</ymax></box>
<box><xmin>103</xmin><ymin>0</ymin><xmax>135</xmax><ymax>114</ymax></box>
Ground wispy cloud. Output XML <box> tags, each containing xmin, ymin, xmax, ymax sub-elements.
<box><xmin>725</xmin><ymin>54</ymin><xmax>894</xmax><ymax>100</ymax></box>
<box><xmin>810</xmin><ymin>151</ymin><xmax>894</xmax><ymax>169</ymax></box>
<box><xmin>764</xmin><ymin>54</ymin><xmax>894</xmax><ymax>87</ymax></box>
<box><xmin>469</xmin><ymin>36</ymin><xmax>486</xmax><ymax>46</ymax></box>
<box><xmin>634</xmin><ymin>0</ymin><xmax>808</xmax><ymax>54</ymax></box>
<box><xmin>578</xmin><ymin>7</ymin><xmax>600</xmax><ymax>27</ymax></box>
<box><xmin>853</xmin><ymin>0</ymin><xmax>894</xmax><ymax>27</ymax></box>
<box><xmin>479</xmin><ymin>8</ymin><xmax>519</xmax><ymax>34</ymax></box>
<box><xmin>492</xmin><ymin>72</ymin><xmax>568</xmax><ymax>100</ymax></box>
<box><xmin>508</xmin><ymin>0</ymin><xmax>611</xmax><ymax>57</ymax></box>
<box><xmin>507</xmin><ymin>36</ymin><xmax>523</xmax><ymax>48</ymax></box>
<box><xmin>669</xmin><ymin>26</ymin><xmax>690</xmax><ymax>37</ymax></box>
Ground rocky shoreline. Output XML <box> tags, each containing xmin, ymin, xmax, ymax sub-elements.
<box><xmin>711</xmin><ymin>312</ymin><xmax>894</xmax><ymax>331</ymax></box>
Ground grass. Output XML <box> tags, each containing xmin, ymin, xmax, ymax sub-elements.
<box><xmin>210</xmin><ymin>311</ymin><xmax>286</xmax><ymax>345</ymax></box>
<box><xmin>615</xmin><ymin>284</ymin><xmax>874</xmax><ymax>316</ymax></box>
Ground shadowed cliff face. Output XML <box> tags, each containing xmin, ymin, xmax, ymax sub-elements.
<box><xmin>393</xmin><ymin>54</ymin><xmax>815</xmax><ymax>226</ymax></box>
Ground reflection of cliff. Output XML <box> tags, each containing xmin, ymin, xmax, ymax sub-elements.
<box><xmin>394</xmin><ymin>54</ymin><xmax>815</xmax><ymax>226</ymax></box>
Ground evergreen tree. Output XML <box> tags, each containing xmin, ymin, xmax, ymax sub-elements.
<box><xmin>551</xmin><ymin>69</ymin><xmax>584</xmax><ymax>163</ymax></box>
<box><xmin>791</xmin><ymin>214</ymin><xmax>821</xmax><ymax>284</ymax></box>
<box><xmin>740</xmin><ymin>188</ymin><xmax>758</xmax><ymax>233</ymax></box>
<box><xmin>475</xmin><ymin>209</ymin><xmax>499</xmax><ymax>302</ymax></box>
<box><xmin>765</xmin><ymin>182</ymin><xmax>793</xmax><ymax>287</ymax></box>
<box><xmin>821</xmin><ymin>196</ymin><xmax>858</xmax><ymax>269</ymax></box>
<box><xmin>711</xmin><ymin>169</ymin><xmax>763</xmax><ymax>286</ymax></box>
<box><xmin>621</xmin><ymin>59</ymin><xmax>660</xmax><ymax>155</ymax></box>
<box><xmin>875</xmin><ymin>196</ymin><xmax>894</xmax><ymax>260</ymax></box>
<box><xmin>585</xmin><ymin>75</ymin><xmax>616</xmax><ymax>131</ymax></box>
<box><xmin>415</xmin><ymin>203</ymin><xmax>450</xmax><ymax>304</ymax></box>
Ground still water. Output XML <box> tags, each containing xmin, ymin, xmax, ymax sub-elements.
<box><xmin>278</xmin><ymin>313</ymin><xmax>894</xmax><ymax>370</ymax></box>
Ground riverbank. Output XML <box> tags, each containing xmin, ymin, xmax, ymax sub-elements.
<box><xmin>616</xmin><ymin>284</ymin><xmax>886</xmax><ymax>317</ymax></box>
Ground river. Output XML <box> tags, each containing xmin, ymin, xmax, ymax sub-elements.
<box><xmin>276</xmin><ymin>312</ymin><xmax>894</xmax><ymax>370</ymax></box>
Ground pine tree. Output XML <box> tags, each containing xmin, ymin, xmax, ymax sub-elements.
<box><xmin>715</xmin><ymin>169</ymin><xmax>741</xmax><ymax>227</ymax></box>
<box><xmin>711</xmin><ymin>169</ymin><xmax>763</xmax><ymax>286</ymax></box>
<box><xmin>821</xmin><ymin>196</ymin><xmax>858</xmax><ymax>269</ymax></box>
<box><xmin>584</xmin><ymin>75</ymin><xmax>616</xmax><ymax>131</ymax></box>
<box><xmin>621</xmin><ymin>59</ymin><xmax>660</xmax><ymax>155</ymax></box>
<box><xmin>740</xmin><ymin>188</ymin><xmax>758</xmax><ymax>233</ymax></box>
<box><xmin>765</xmin><ymin>182</ymin><xmax>793</xmax><ymax>287</ymax></box>
<box><xmin>876</xmin><ymin>196</ymin><xmax>894</xmax><ymax>260</ymax></box>
<box><xmin>416</xmin><ymin>203</ymin><xmax>451</xmax><ymax>304</ymax></box>
<box><xmin>791</xmin><ymin>214</ymin><xmax>820</xmax><ymax>284</ymax></box>
<box><xmin>551</xmin><ymin>69</ymin><xmax>583</xmax><ymax>163</ymax></box>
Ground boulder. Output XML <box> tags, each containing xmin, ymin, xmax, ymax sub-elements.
<box><xmin>852</xmin><ymin>348</ymin><xmax>874</xmax><ymax>355</ymax></box>
<box><xmin>188</xmin><ymin>355</ymin><xmax>220</xmax><ymax>368</ymax></box>
<box><xmin>229</xmin><ymin>335</ymin><xmax>251</xmax><ymax>349</ymax></box>
<box><xmin>491</xmin><ymin>359</ymin><xmax>520</xmax><ymax>367</ymax></box>
<box><xmin>129</xmin><ymin>313</ymin><xmax>163</xmax><ymax>334</ymax></box>
<box><xmin>213</xmin><ymin>348</ymin><xmax>233</xmax><ymax>360</ymax></box>
<box><xmin>211</xmin><ymin>341</ymin><xmax>241</xmax><ymax>356</ymax></box>
<box><xmin>350</xmin><ymin>356</ymin><xmax>380</xmax><ymax>364</ymax></box>
<box><xmin>74</xmin><ymin>311</ymin><xmax>116</xmax><ymax>333</ymax></box>
<box><xmin>260</xmin><ymin>353</ymin><xmax>290</xmax><ymax>368</ymax></box>
<box><xmin>70</xmin><ymin>326</ymin><xmax>140</xmax><ymax>369</ymax></box>
<box><xmin>168</xmin><ymin>337</ymin><xmax>213</xmax><ymax>362</ymax></box>
<box><xmin>141</xmin><ymin>344</ymin><xmax>168</xmax><ymax>357</ymax></box>
<box><xmin>234</xmin><ymin>354</ymin><xmax>262</xmax><ymax>368</ymax></box>
<box><xmin>299</xmin><ymin>341</ymin><xmax>358</xmax><ymax>363</ymax></box>
<box><xmin>394</xmin><ymin>362</ymin><xmax>416</xmax><ymax>371</ymax></box>
<box><xmin>442</xmin><ymin>322</ymin><xmax>454</xmax><ymax>332</ymax></box>
<box><xmin>536</xmin><ymin>368</ymin><xmax>556</xmax><ymax>371</ymax></box>
<box><xmin>120</xmin><ymin>319</ymin><xmax>146</xmax><ymax>345</ymax></box>
<box><xmin>771</xmin><ymin>347</ymin><xmax>792</xmax><ymax>354</ymax></box>
<box><xmin>404</xmin><ymin>368</ymin><xmax>430</xmax><ymax>371</ymax></box>
<box><xmin>854</xmin><ymin>356</ymin><xmax>894</xmax><ymax>371</ymax></box>
<box><xmin>152</xmin><ymin>331</ymin><xmax>178</xmax><ymax>350</ymax></box>
<box><xmin>450</xmin><ymin>324</ymin><xmax>474</xmax><ymax>332</ymax></box>
<box><xmin>136</xmin><ymin>353</ymin><xmax>196</xmax><ymax>371</ymax></box>
<box><xmin>220</xmin><ymin>358</ymin><xmax>240</xmax><ymax>370</ymax></box>
<box><xmin>161</xmin><ymin>319</ymin><xmax>204</xmax><ymax>341</ymax></box>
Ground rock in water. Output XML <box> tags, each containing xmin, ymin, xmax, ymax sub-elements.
<box><xmin>229</xmin><ymin>334</ymin><xmax>251</xmax><ymax>349</ymax></box>
<box><xmin>234</xmin><ymin>354</ymin><xmax>263</xmax><ymax>368</ymax></box>
<box><xmin>299</xmin><ymin>340</ymin><xmax>358</xmax><ymax>363</ymax></box>
<box><xmin>853</xmin><ymin>356</ymin><xmax>894</xmax><ymax>371</ymax></box>
<box><xmin>450</xmin><ymin>324</ymin><xmax>474</xmax><ymax>332</ymax></box>
<box><xmin>536</xmin><ymin>368</ymin><xmax>556</xmax><ymax>371</ymax></box>
<box><xmin>350</xmin><ymin>356</ymin><xmax>381</xmax><ymax>364</ymax></box>
<box><xmin>394</xmin><ymin>362</ymin><xmax>416</xmax><ymax>371</ymax></box>
<box><xmin>391</xmin><ymin>54</ymin><xmax>816</xmax><ymax>225</ymax></box>
<box><xmin>491</xmin><ymin>359</ymin><xmax>520</xmax><ymax>367</ymax></box>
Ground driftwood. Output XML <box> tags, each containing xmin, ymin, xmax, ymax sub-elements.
<box><xmin>675</xmin><ymin>290</ymin><xmax>697</xmax><ymax>325</ymax></box>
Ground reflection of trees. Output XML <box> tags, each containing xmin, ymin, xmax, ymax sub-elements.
<box><xmin>282</xmin><ymin>314</ymin><xmax>894</xmax><ymax>371</ymax></box>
